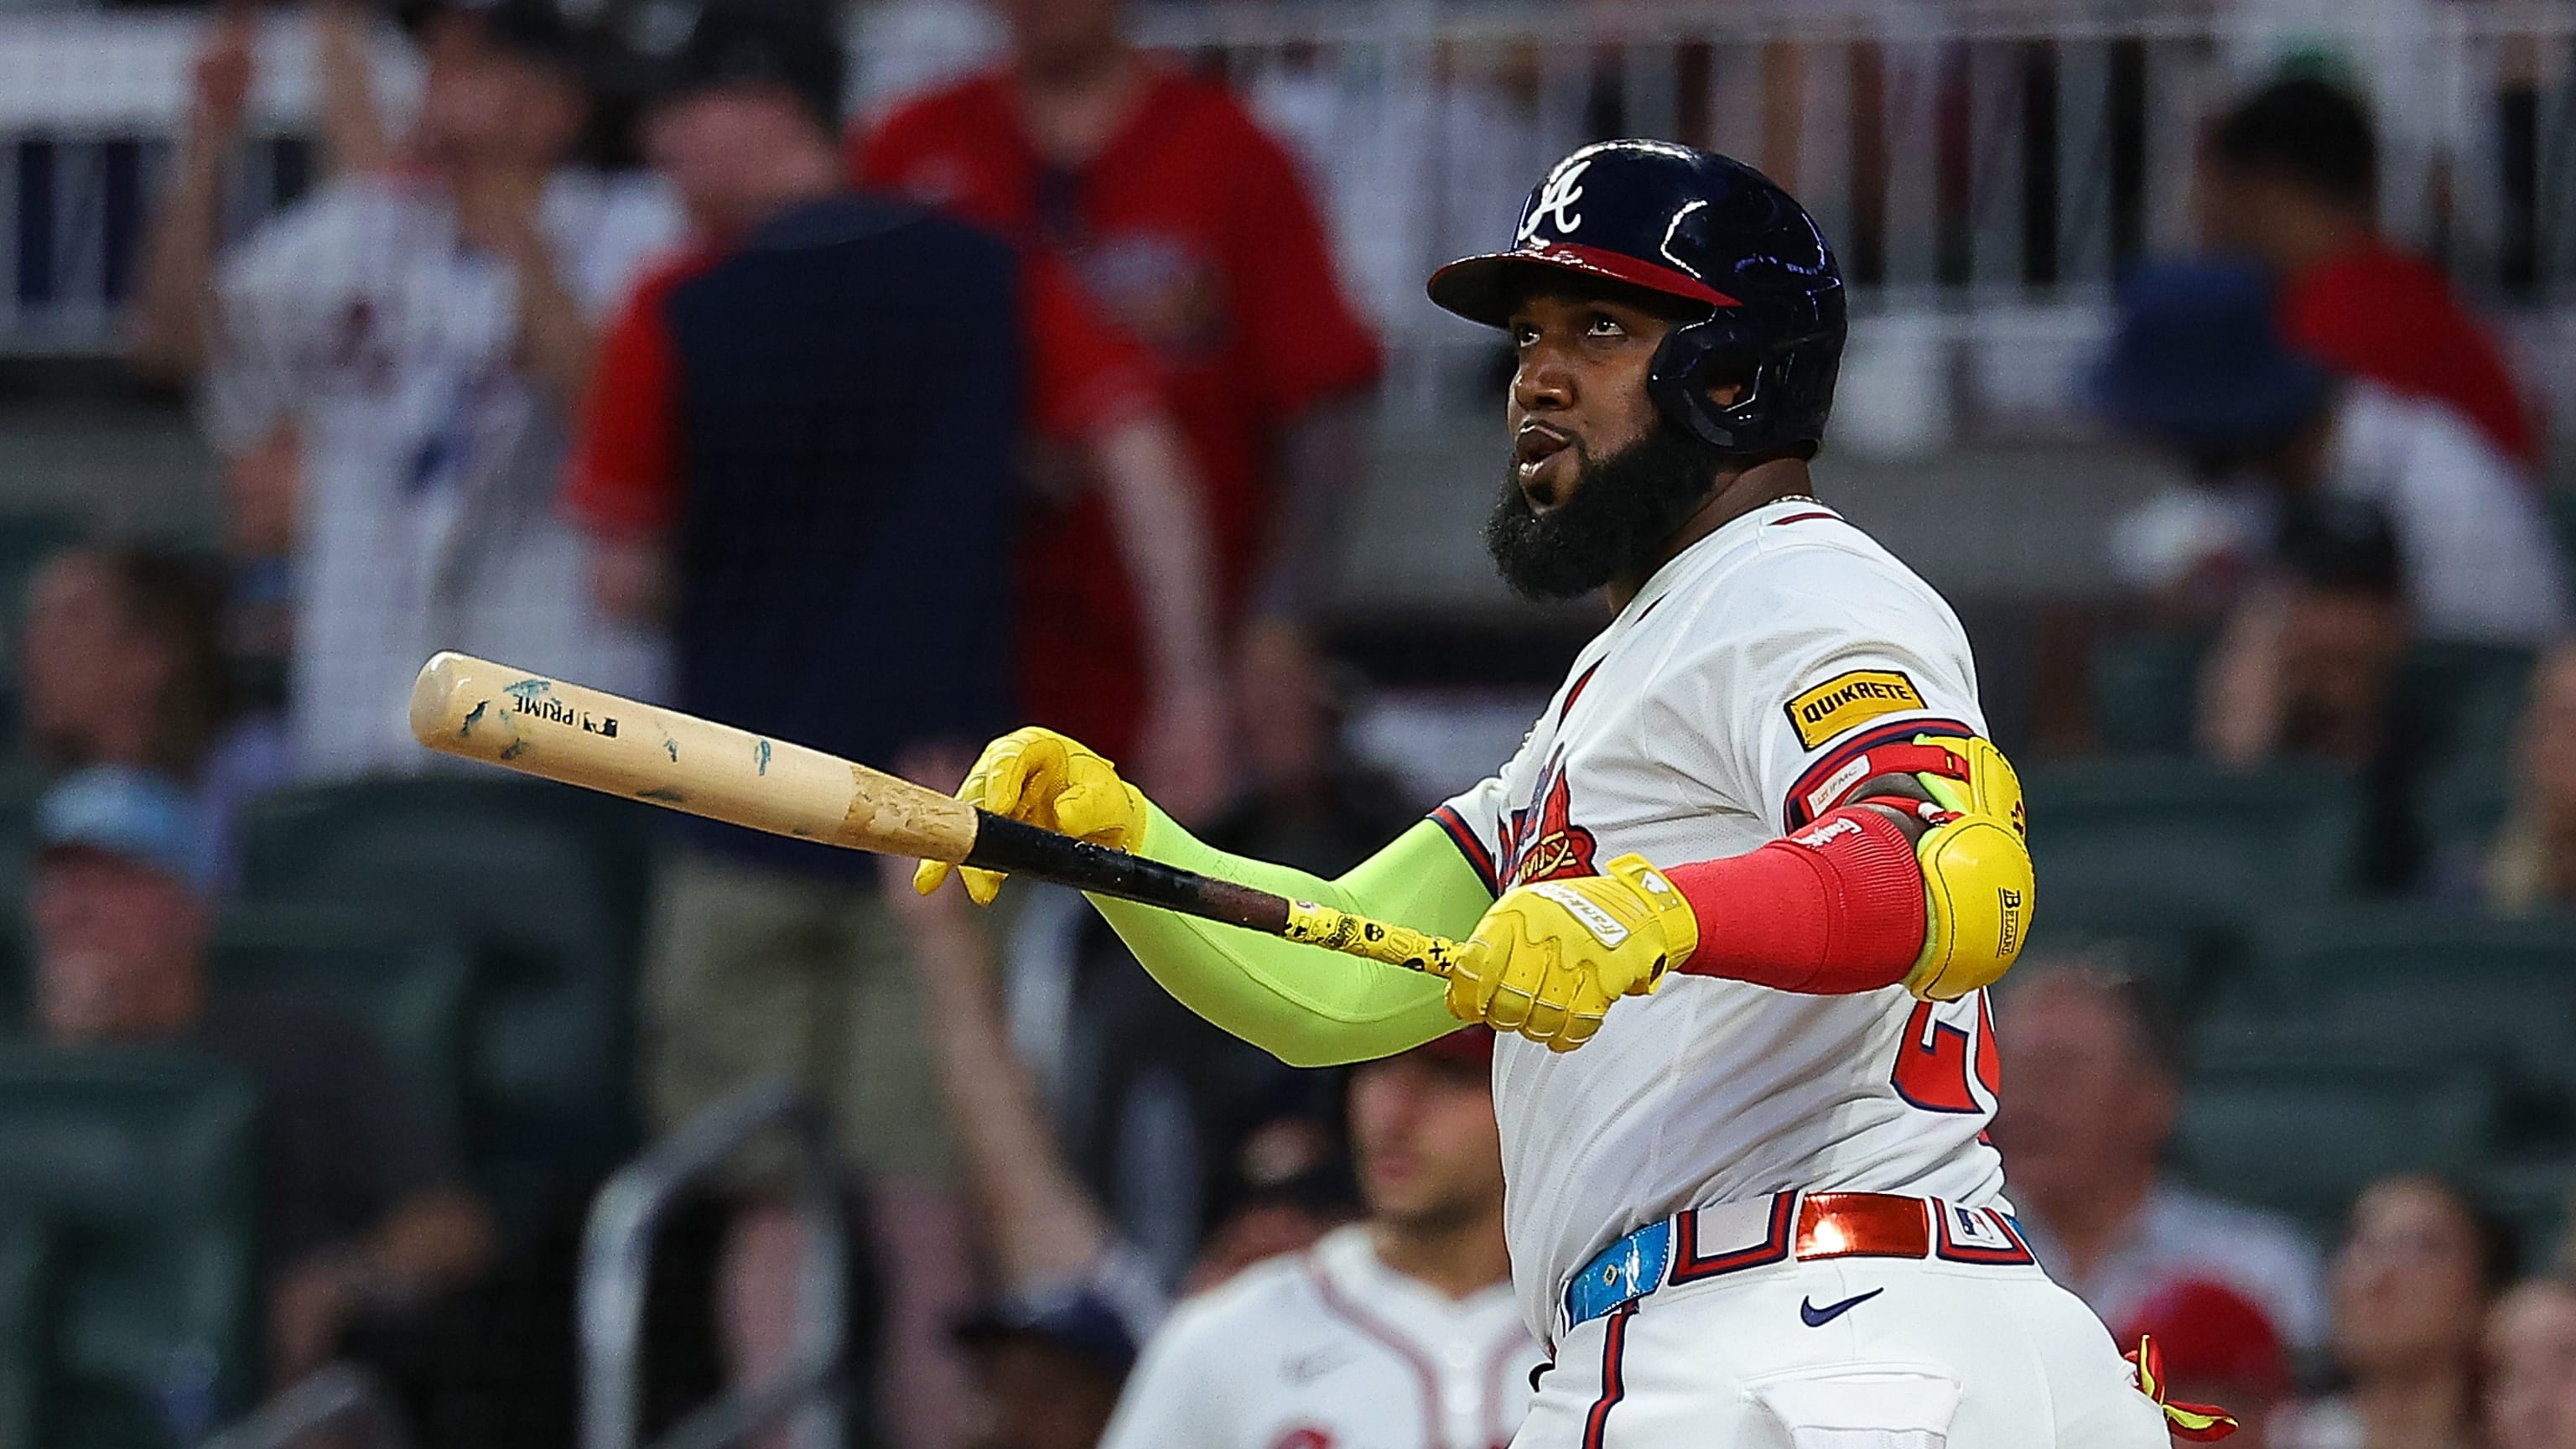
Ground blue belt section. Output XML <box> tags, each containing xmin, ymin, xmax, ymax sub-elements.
<box><xmin>1564</xmin><ymin>1218</ymin><xmax>1673</xmax><ymax>1331</ymax></box>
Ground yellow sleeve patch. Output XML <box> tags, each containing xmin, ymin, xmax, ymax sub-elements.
<box><xmin>1784</xmin><ymin>669</ymin><xmax>1925</xmax><ymax>750</ymax></box>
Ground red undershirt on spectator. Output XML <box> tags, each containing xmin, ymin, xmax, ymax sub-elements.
<box><xmin>853</xmin><ymin>64</ymin><xmax>1382</xmax><ymax>762</ymax></box>
<box><xmin>2281</xmin><ymin>237</ymin><xmax>2540</xmax><ymax>469</ymax></box>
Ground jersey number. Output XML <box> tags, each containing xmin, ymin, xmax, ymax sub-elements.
<box><xmin>1890</xmin><ymin>993</ymin><xmax>2001</xmax><ymax>1114</ymax></box>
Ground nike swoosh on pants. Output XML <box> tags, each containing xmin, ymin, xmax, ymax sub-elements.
<box><xmin>1798</xmin><ymin>1287</ymin><xmax>1886</xmax><ymax>1327</ymax></box>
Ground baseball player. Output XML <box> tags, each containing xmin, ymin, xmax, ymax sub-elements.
<box><xmin>1099</xmin><ymin>1028</ymin><xmax>1538</xmax><ymax>1449</ymax></box>
<box><xmin>920</xmin><ymin>140</ymin><xmax>2227</xmax><ymax>1446</ymax></box>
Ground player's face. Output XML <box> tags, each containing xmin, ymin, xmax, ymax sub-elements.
<box><xmin>1505</xmin><ymin>291</ymin><xmax>1673</xmax><ymax>512</ymax></box>
<box><xmin>1486</xmin><ymin>287</ymin><xmax>1732</xmax><ymax>600</ymax></box>
<box><xmin>1348</xmin><ymin>1052</ymin><xmax>1503</xmax><ymax>1233</ymax></box>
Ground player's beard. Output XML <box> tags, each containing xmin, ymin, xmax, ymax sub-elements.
<box><xmin>1484</xmin><ymin>421</ymin><xmax>1729</xmax><ymax>601</ymax></box>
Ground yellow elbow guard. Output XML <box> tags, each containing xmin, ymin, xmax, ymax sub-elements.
<box><xmin>1899</xmin><ymin>735</ymin><xmax>2033</xmax><ymax>1001</ymax></box>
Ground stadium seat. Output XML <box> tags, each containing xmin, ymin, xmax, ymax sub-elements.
<box><xmin>2012</xmin><ymin>908</ymin><xmax>2204</xmax><ymax>1001</ymax></box>
<box><xmin>0</xmin><ymin>1213</ymin><xmax>53</xmax><ymax>1449</ymax></box>
<box><xmin>2233</xmin><ymin>908</ymin><xmax>2576</xmax><ymax>1087</ymax></box>
<box><xmin>0</xmin><ymin>1046</ymin><xmax>260</xmax><ymax>1449</ymax></box>
<box><xmin>207</xmin><ymin>903</ymin><xmax>474</xmax><ymax>1135</ymax></box>
<box><xmin>0</xmin><ymin>917</ymin><xmax>31</xmax><ymax>1038</ymax></box>
<box><xmin>2547</xmin><ymin>489</ymin><xmax>2576</xmax><ymax>580</ymax></box>
<box><xmin>2021</xmin><ymin>758</ymin><xmax>2364</xmax><ymax>929</ymax></box>
<box><xmin>0</xmin><ymin>761</ymin><xmax>53</xmax><ymax>917</ymax></box>
<box><xmin>2085</xmin><ymin>628</ymin><xmax>2210</xmax><ymax>756</ymax></box>
<box><xmin>2176</xmin><ymin>1056</ymin><xmax>2500</xmax><ymax>1230</ymax></box>
<box><xmin>236</xmin><ymin>776</ymin><xmax>654</xmax><ymax>1245</ymax></box>
<box><xmin>2477</xmin><ymin>1160</ymin><xmax>2573</xmax><ymax>1267</ymax></box>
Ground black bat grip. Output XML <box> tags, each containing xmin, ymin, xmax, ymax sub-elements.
<box><xmin>962</xmin><ymin>810</ymin><xmax>1293</xmax><ymax>935</ymax></box>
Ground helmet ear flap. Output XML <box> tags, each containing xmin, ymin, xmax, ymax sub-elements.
<box><xmin>1649</xmin><ymin>314</ymin><xmax>1770</xmax><ymax>451</ymax></box>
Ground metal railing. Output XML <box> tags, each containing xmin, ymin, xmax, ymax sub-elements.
<box><xmin>6</xmin><ymin>2</ymin><xmax>2576</xmax><ymax>403</ymax></box>
<box><xmin>580</xmin><ymin>1077</ymin><xmax>849</xmax><ymax>1449</ymax></box>
<box><xmin>201</xmin><ymin>1363</ymin><xmax>413</xmax><ymax>1449</ymax></box>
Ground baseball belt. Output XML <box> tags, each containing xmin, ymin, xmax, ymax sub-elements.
<box><xmin>1561</xmin><ymin>1190</ymin><xmax>2037</xmax><ymax>1336</ymax></box>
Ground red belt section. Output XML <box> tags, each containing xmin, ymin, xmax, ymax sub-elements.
<box><xmin>1793</xmin><ymin>1191</ymin><xmax>1944</xmax><ymax>1258</ymax></box>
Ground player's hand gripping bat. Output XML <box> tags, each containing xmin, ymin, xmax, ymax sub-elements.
<box><xmin>408</xmin><ymin>652</ymin><xmax>1462</xmax><ymax>978</ymax></box>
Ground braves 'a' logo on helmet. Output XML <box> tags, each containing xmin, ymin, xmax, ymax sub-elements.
<box><xmin>1517</xmin><ymin>156</ymin><xmax>1593</xmax><ymax>242</ymax></box>
<box><xmin>1499</xmin><ymin>750</ymin><xmax>1599</xmax><ymax>886</ymax></box>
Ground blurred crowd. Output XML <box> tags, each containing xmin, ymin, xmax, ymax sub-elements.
<box><xmin>2</xmin><ymin>0</ymin><xmax>2576</xmax><ymax>1445</ymax></box>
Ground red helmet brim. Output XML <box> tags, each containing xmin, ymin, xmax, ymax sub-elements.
<box><xmin>1426</xmin><ymin>242</ymin><xmax>1742</xmax><ymax>327</ymax></box>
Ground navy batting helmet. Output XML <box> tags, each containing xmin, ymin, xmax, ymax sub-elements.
<box><xmin>1428</xmin><ymin>139</ymin><xmax>1846</xmax><ymax>458</ymax></box>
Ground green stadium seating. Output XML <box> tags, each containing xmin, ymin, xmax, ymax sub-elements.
<box><xmin>2023</xmin><ymin>758</ymin><xmax>2364</xmax><ymax>928</ymax></box>
<box><xmin>0</xmin><ymin>1046</ymin><xmax>260</xmax><ymax>1449</ymax></box>
<box><xmin>2176</xmin><ymin>1057</ymin><xmax>2499</xmax><ymax>1229</ymax></box>
<box><xmin>2231</xmin><ymin>907</ymin><xmax>2576</xmax><ymax>1088</ymax></box>
<box><xmin>0</xmin><ymin>761</ymin><xmax>52</xmax><ymax>918</ymax></box>
<box><xmin>2086</xmin><ymin>628</ymin><xmax>2210</xmax><ymax>756</ymax></box>
<box><xmin>2013</xmin><ymin>908</ymin><xmax>2204</xmax><ymax>1000</ymax></box>
<box><xmin>2476</xmin><ymin>1160</ymin><xmax>2572</xmax><ymax>1267</ymax></box>
<box><xmin>236</xmin><ymin>776</ymin><xmax>654</xmax><ymax>1244</ymax></box>
<box><xmin>208</xmin><ymin>903</ymin><xmax>474</xmax><ymax>1135</ymax></box>
<box><xmin>0</xmin><ymin>1213</ymin><xmax>54</xmax><ymax>1449</ymax></box>
<box><xmin>2546</xmin><ymin>488</ymin><xmax>2576</xmax><ymax>578</ymax></box>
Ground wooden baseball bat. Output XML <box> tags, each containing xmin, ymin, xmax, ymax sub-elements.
<box><xmin>407</xmin><ymin>652</ymin><xmax>1462</xmax><ymax>978</ymax></box>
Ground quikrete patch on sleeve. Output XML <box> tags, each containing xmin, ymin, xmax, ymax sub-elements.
<box><xmin>1784</xmin><ymin>670</ymin><xmax>1927</xmax><ymax>750</ymax></box>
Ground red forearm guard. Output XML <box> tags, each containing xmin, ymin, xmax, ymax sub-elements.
<box><xmin>1665</xmin><ymin>803</ymin><xmax>1929</xmax><ymax>994</ymax></box>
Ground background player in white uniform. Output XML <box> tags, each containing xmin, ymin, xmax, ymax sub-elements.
<box><xmin>1102</xmin><ymin>1028</ymin><xmax>1539</xmax><ymax>1449</ymax></box>
<box><xmin>921</xmin><ymin>142</ymin><xmax>2225</xmax><ymax>1446</ymax></box>
<box><xmin>152</xmin><ymin>0</ymin><xmax>678</xmax><ymax>779</ymax></box>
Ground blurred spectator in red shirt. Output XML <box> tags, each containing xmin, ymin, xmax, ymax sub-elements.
<box><xmin>2121</xmin><ymin>1280</ymin><xmax>2293</xmax><ymax>1449</ymax></box>
<box><xmin>851</xmin><ymin>0</ymin><xmax>1384</xmax><ymax>811</ymax></box>
<box><xmin>2204</xmin><ymin>75</ymin><xmax>2540</xmax><ymax>470</ymax></box>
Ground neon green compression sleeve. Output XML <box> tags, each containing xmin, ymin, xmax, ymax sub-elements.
<box><xmin>1086</xmin><ymin>808</ymin><xmax>1495</xmax><ymax>1067</ymax></box>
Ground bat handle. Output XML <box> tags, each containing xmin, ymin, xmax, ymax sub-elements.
<box><xmin>963</xmin><ymin>812</ymin><xmax>1463</xmax><ymax>978</ymax></box>
<box><xmin>1280</xmin><ymin>900</ymin><xmax>1467</xmax><ymax>979</ymax></box>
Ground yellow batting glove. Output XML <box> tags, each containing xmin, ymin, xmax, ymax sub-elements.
<box><xmin>912</xmin><ymin>727</ymin><xmax>1151</xmax><ymax>906</ymax></box>
<box><xmin>1446</xmin><ymin>854</ymin><xmax>1700</xmax><ymax>1052</ymax></box>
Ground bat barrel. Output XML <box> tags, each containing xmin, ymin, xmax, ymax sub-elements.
<box><xmin>407</xmin><ymin>652</ymin><xmax>981</xmax><ymax>863</ymax></box>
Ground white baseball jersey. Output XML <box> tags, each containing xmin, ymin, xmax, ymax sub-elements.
<box><xmin>1100</xmin><ymin>1226</ymin><xmax>1541</xmax><ymax>1449</ymax></box>
<box><xmin>207</xmin><ymin>169</ymin><xmax>681</xmax><ymax>780</ymax></box>
<box><xmin>1432</xmin><ymin>497</ymin><xmax>2007</xmax><ymax>1343</ymax></box>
